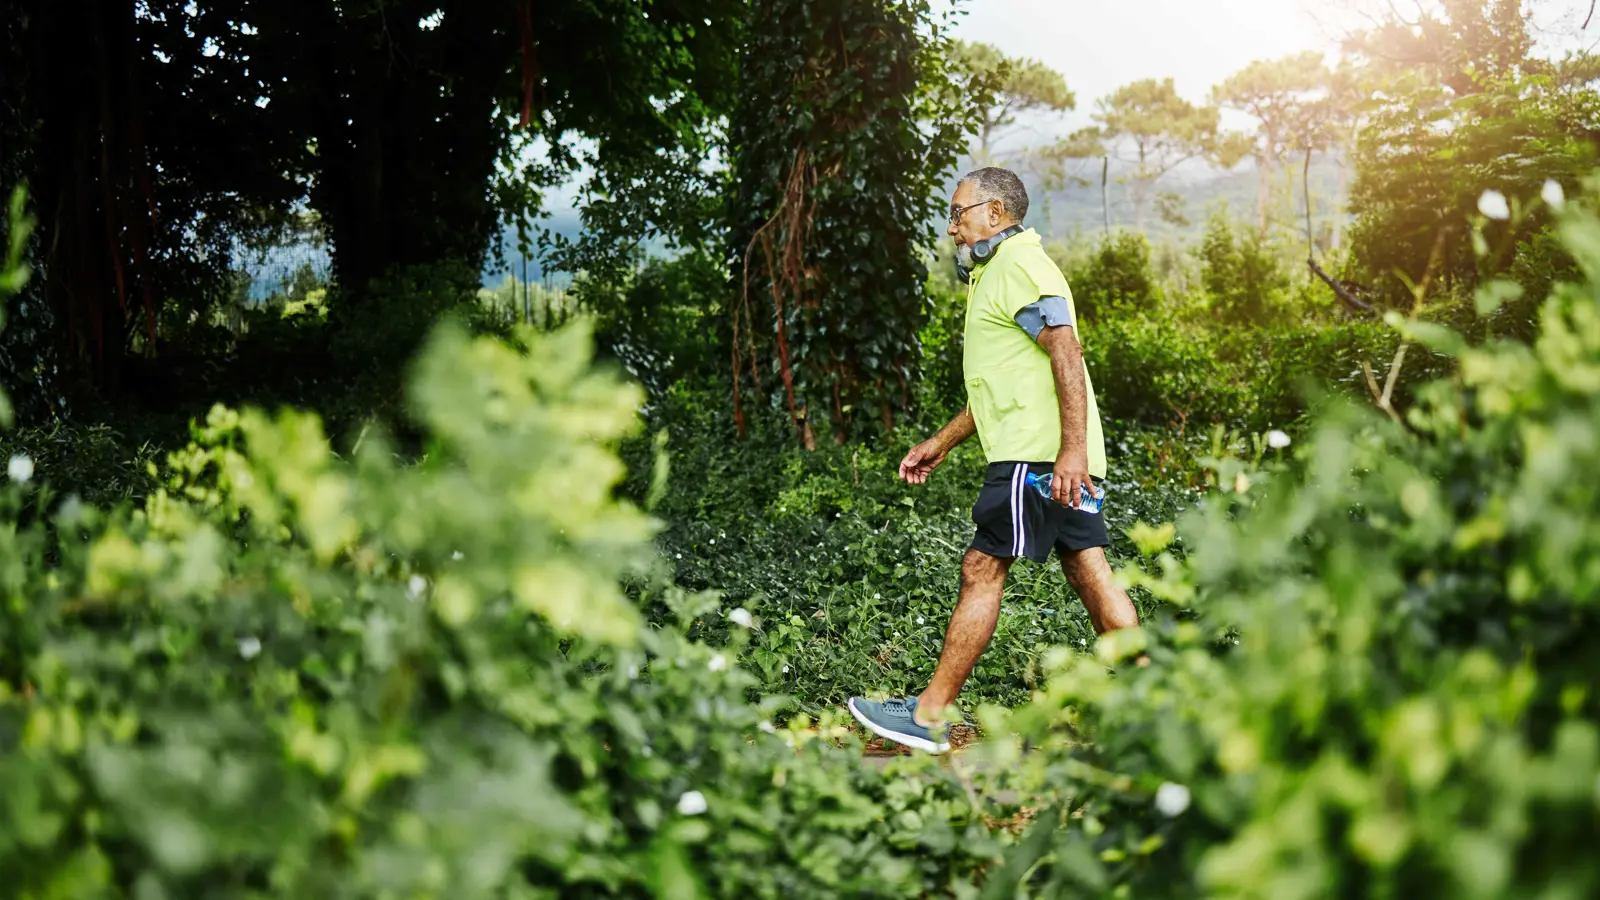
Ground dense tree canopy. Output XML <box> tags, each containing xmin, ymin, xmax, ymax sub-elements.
<box><xmin>2</xmin><ymin>0</ymin><xmax>740</xmax><ymax>404</ymax></box>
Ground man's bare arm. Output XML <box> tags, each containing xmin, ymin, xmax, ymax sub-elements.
<box><xmin>899</xmin><ymin>407</ymin><xmax>975</xmax><ymax>483</ymax></box>
<box><xmin>1037</xmin><ymin>325</ymin><xmax>1092</xmax><ymax>506</ymax></box>
<box><xmin>932</xmin><ymin>407</ymin><xmax>976</xmax><ymax>452</ymax></box>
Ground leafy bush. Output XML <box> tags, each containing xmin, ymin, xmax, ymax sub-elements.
<box><xmin>1198</xmin><ymin>211</ymin><xmax>1289</xmax><ymax>327</ymax></box>
<box><xmin>0</xmin><ymin>423</ymin><xmax>159</xmax><ymax>509</ymax></box>
<box><xmin>581</xmin><ymin>250</ymin><xmax>729</xmax><ymax>401</ymax></box>
<box><xmin>1057</xmin><ymin>231</ymin><xmax>1162</xmax><ymax>326</ymax></box>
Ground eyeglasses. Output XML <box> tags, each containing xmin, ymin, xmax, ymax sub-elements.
<box><xmin>949</xmin><ymin>199</ymin><xmax>994</xmax><ymax>225</ymax></box>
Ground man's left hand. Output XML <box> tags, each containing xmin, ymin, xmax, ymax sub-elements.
<box><xmin>1052</xmin><ymin>451</ymin><xmax>1094</xmax><ymax>510</ymax></box>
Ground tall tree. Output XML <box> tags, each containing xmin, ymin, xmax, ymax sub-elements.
<box><xmin>1212</xmin><ymin>52</ymin><xmax>1332</xmax><ymax>232</ymax></box>
<box><xmin>1088</xmin><ymin>78</ymin><xmax>1222</xmax><ymax>230</ymax></box>
<box><xmin>1341</xmin><ymin>0</ymin><xmax>1591</xmax><ymax>316</ymax></box>
<box><xmin>727</xmin><ymin>0</ymin><xmax>992</xmax><ymax>446</ymax></box>
<box><xmin>951</xmin><ymin>41</ymin><xmax>1075</xmax><ymax>163</ymax></box>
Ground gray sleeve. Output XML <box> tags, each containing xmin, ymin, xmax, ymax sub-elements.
<box><xmin>1013</xmin><ymin>295</ymin><xmax>1075</xmax><ymax>341</ymax></box>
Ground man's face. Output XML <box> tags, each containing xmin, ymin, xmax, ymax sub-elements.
<box><xmin>947</xmin><ymin>181</ymin><xmax>1003</xmax><ymax>249</ymax></box>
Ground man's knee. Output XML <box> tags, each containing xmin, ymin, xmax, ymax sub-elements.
<box><xmin>1059</xmin><ymin>545</ymin><xmax>1111</xmax><ymax>588</ymax></box>
<box><xmin>960</xmin><ymin>548</ymin><xmax>1012</xmax><ymax>588</ymax></box>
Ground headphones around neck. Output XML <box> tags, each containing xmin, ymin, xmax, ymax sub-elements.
<box><xmin>957</xmin><ymin>224</ymin><xmax>1025</xmax><ymax>284</ymax></box>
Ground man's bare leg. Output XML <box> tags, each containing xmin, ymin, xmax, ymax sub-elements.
<box><xmin>1060</xmin><ymin>546</ymin><xmax>1145</xmax><ymax>662</ymax></box>
<box><xmin>914</xmin><ymin>548</ymin><xmax>1013</xmax><ymax>725</ymax></box>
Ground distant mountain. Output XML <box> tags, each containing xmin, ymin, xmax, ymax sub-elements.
<box><xmin>1026</xmin><ymin>155</ymin><xmax>1351</xmax><ymax>247</ymax></box>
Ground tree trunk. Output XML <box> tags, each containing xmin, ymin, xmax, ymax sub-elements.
<box><xmin>1256</xmin><ymin>146</ymin><xmax>1274</xmax><ymax>233</ymax></box>
<box><xmin>29</xmin><ymin>0</ymin><xmax>147</xmax><ymax>396</ymax></box>
<box><xmin>299</xmin><ymin>0</ymin><xmax>508</xmax><ymax>304</ymax></box>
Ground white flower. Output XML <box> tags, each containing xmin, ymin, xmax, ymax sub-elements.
<box><xmin>677</xmin><ymin>790</ymin><xmax>708</xmax><ymax>816</ymax></box>
<box><xmin>708</xmin><ymin>653</ymin><xmax>728</xmax><ymax>672</ymax></box>
<box><xmin>728</xmin><ymin>607</ymin><xmax>753</xmax><ymax>628</ymax></box>
<box><xmin>1478</xmin><ymin>189</ymin><xmax>1511</xmax><ymax>221</ymax></box>
<box><xmin>407</xmin><ymin>575</ymin><xmax>427</xmax><ymax>600</ymax></box>
<box><xmin>451</xmin><ymin>550</ymin><xmax>464</xmax><ymax>561</ymax></box>
<box><xmin>1543</xmin><ymin>179</ymin><xmax>1566</xmax><ymax>209</ymax></box>
<box><xmin>873</xmin><ymin>593</ymin><xmax>881</xmax><ymax>600</ymax></box>
<box><xmin>782</xmin><ymin>664</ymin><xmax>790</xmax><ymax>674</ymax></box>
<box><xmin>675</xmin><ymin>553</ymin><xmax>682</xmax><ymax>560</ymax></box>
<box><xmin>7</xmin><ymin>454</ymin><xmax>32</xmax><ymax>484</ymax></box>
<box><xmin>758</xmin><ymin>720</ymin><xmax>776</xmax><ymax>734</ymax></box>
<box><xmin>1266</xmin><ymin>430</ymin><xmax>1291</xmax><ymax>449</ymax></box>
<box><xmin>916</xmin><ymin>616</ymin><xmax>925</xmax><ymax>625</ymax></box>
<box><xmin>1155</xmin><ymin>782</ymin><xmax>1191</xmax><ymax>817</ymax></box>
<box><xmin>238</xmin><ymin>636</ymin><xmax>262</xmax><ymax>660</ymax></box>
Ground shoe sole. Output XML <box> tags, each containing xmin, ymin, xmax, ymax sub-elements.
<box><xmin>847</xmin><ymin>698</ymin><xmax>951</xmax><ymax>754</ymax></box>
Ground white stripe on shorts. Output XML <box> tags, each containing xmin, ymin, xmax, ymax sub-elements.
<box><xmin>1010</xmin><ymin>463</ymin><xmax>1026</xmax><ymax>557</ymax></box>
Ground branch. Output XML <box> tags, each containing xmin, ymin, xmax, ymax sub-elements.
<box><xmin>1586</xmin><ymin>0</ymin><xmax>1596</xmax><ymax>29</ymax></box>
<box><xmin>1302</xmin><ymin>146</ymin><xmax>1314</xmax><ymax>258</ymax></box>
<box><xmin>1307</xmin><ymin>255</ymin><xmax>1376</xmax><ymax>315</ymax></box>
<box><xmin>1385</xmin><ymin>0</ymin><xmax>1419</xmax><ymax>27</ymax></box>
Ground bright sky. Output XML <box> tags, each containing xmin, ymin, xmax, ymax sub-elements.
<box><xmin>952</xmin><ymin>0</ymin><xmax>1335</xmax><ymax>136</ymax></box>
<box><xmin>949</xmin><ymin>0</ymin><xmax>1599</xmax><ymax>147</ymax></box>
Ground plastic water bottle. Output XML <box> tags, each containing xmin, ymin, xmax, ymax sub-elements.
<box><xmin>1024</xmin><ymin>472</ymin><xmax>1105</xmax><ymax>513</ymax></box>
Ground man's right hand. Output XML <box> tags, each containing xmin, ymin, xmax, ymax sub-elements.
<box><xmin>899</xmin><ymin>439</ymin><xmax>948</xmax><ymax>484</ymax></box>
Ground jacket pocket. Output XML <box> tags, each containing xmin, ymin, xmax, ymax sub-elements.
<box><xmin>966</xmin><ymin>374</ymin><xmax>1022</xmax><ymax>456</ymax></box>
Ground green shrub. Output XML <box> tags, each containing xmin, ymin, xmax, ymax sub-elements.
<box><xmin>1059</xmin><ymin>231</ymin><xmax>1162</xmax><ymax>326</ymax></box>
<box><xmin>1198</xmin><ymin>212</ymin><xmax>1290</xmax><ymax>327</ymax></box>
<box><xmin>0</xmin><ymin>422</ymin><xmax>159</xmax><ymax>510</ymax></box>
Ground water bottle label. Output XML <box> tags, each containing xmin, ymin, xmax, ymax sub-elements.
<box><xmin>1025</xmin><ymin>472</ymin><xmax>1106</xmax><ymax>513</ymax></box>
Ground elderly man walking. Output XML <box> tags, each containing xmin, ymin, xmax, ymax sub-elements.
<box><xmin>847</xmin><ymin>167</ymin><xmax>1142</xmax><ymax>753</ymax></box>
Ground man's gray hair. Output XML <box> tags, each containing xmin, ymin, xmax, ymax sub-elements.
<box><xmin>958</xmin><ymin>167</ymin><xmax>1029</xmax><ymax>223</ymax></box>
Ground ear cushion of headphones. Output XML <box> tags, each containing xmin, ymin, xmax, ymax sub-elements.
<box><xmin>971</xmin><ymin>236</ymin><xmax>995</xmax><ymax>263</ymax></box>
<box><xmin>971</xmin><ymin>225</ymin><xmax>1022</xmax><ymax>264</ymax></box>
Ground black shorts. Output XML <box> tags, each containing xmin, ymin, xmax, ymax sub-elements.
<box><xmin>969</xmin><ymin>461</ymin><xmax>1110</xmax><ymax>563</ymax></box>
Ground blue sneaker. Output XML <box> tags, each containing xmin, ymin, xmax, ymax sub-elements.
<box><xmin>847</xmin><ymin>696</ymin><xmax>951</xmax><ymax>753</ymax></box>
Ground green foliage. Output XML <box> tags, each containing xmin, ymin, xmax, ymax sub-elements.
<box><xmin>580</xmin><ymin>251</ymin><xmax>730</xmax><ymax>400</ymax></box>
<box><xmin>1345</xmin><ymin>5</ymin><xmax>1598</xmax><ymax>311</ymax></box>
<box><xmin>0</xmin><ymin>191</ymin><xmax>1028</xmax><ymax>899</ymax></box>
<box><xmin>3</xmin><ymin>0</ymin><xmax>745</xmax><ymax>399</ymax></box>
<box><xmin>0</xmin><ymin>317</ymin><xmax>1026</xmax><ymax>898</ymax></box>
<box><xmin>1057</xmin><ymin>230</ymin><xmax>1162</xmax><ymax>325</ymax></box>
<box><xmin>1198</xmin><ymin>211</ymin><xmax>1290</xmax><ymax>326</ymax></box>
